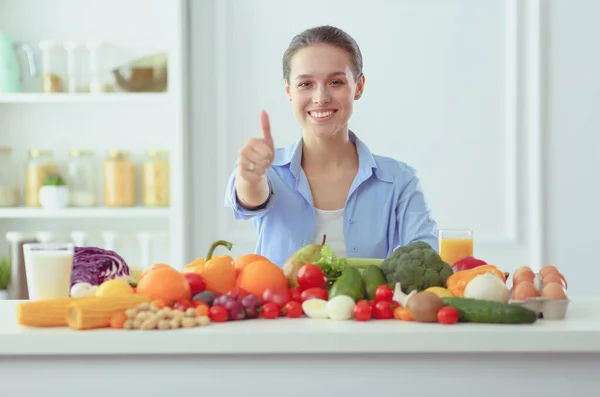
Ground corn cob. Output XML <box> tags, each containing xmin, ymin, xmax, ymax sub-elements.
<box><xmin>67</xmin><ymin>295</ymin><xmax>151</xmax><ymax>330</ymax></box>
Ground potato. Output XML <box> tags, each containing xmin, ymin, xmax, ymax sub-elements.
<box><xmin>407</xmin><ymin>291</ymin><xmax>444</xmax><ymax>322</ymax></box>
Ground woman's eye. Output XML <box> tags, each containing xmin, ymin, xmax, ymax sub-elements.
<box><xmin>298</xmin><ymin>82</ymin><xmax>311</xmax><ymax>87</ymax></box>
<box><xmin>331</xmin><ymin>80</ymin><xmax>344</xmax><ymax>85</ymax></box>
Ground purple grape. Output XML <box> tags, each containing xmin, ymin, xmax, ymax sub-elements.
<box><xmin>241</xmin><ymin>294</ymin><xmax>263</xmax><ymax>319</ymax></box>
<box><xmin>213</xmin><ymin>294</ymin><xmax>235</xmax><ymax>307</ymax></box>
<box><xmin>192</xmin><ymin>291</ymin><xmax>217</xmax><ymax>306</ymax></box>
<box><xmin>223</xmin><ymin>299</ymin><xmax>246</xmax><ymax>320</ymax></box>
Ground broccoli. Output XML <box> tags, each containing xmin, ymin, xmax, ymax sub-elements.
<box><xmin>379</xmin><ymin>241</ymin><xmax>453</xmax><ymax>294</ymax></box>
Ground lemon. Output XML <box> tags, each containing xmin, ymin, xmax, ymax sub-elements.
<box><xmin>95</xmin><ymin>279</ymin><xmax>134</xmax><ymax>297</ymax></box>
<box><xmin>425</xmin><ymin>286</ymin><xmax>454</xmax><ymax>298</ymax></box>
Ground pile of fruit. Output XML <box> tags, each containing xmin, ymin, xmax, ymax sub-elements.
<box><xmin>15</xmin><ymin>238</ymin><xmax>571</xmax><ymax>330</ymax></box>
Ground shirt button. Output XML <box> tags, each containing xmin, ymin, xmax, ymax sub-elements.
<box><xmin>349</xmin><ymin>219</ymin><xmax>355</xmax><ymax>224</ymax></box>
<box><xmin>352</xmin><ymin>247</ymin><xmax>358</xmax><ymax>253</ymax></box>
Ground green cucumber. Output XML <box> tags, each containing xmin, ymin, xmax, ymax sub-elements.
<box><xmin>441</xmin><ymin>297</ymin><xmax>538</xmax><ymax>324</ymax></box>
<box><xmin>329</xmin><ymin>266</ymin><xmax>366</xmax><ymax>302</ymax></box>
<box><xmin>361</xmin><ymin>265</ymin><xmax>387</xmax><ymax>300</ymax></box>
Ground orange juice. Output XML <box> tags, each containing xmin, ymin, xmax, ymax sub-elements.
<box><xmin>439</xmin><ymin>237</ymin><xmax>473</xmax><ymax>266</ymax></box>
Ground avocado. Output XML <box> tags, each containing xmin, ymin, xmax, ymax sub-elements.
<box><xmin>441</xmin><ymin>297</ymin><xmax>538</xmax><ymax>324</ymax></box>
<box><xmin>361</xmin><ymin>265</ymin><xmax>387</xmax><ymax>300</ymax></box>
<box><xmin>329</xmin><ymin>266</ymin><xmax>366</xmax><ymax>302</ymax></box>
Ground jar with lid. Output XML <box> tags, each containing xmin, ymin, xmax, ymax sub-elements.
<box><xmin>39</xmin><ymin>41</ymin><xmax>64</xmax><ymax>93</ymax></box>
<box><xmin>63</xmin><ymin>42</ymin><xmax>90</xmax><ymax>93</ymax></box>
<box><xmin>103</xmin><ymin>150</ymin><xmax>136</xmax><ymax>207</ymax></box>
<box><xmin>142</xmin><ymin>150</ymin><xmax>170</xmax><ymax>207</ymax></box>
<box><xmin>0</xmin><ymin>147</ymin><xmax>19</xmax><ymax>207</ymax></box>
<box><xmin>25</xmin><ymin>149</ymin><xmax>58</xmax><ymax>207</ymax></box>
<box><xmin>87</xmin><ymin>41</ymin><xmax>117</xmax><ymax>93</ymax></box>
<box><xmin>67</xmin><ymin>150</ymin><xmax>96</xmax><ymax>207</ymax></box>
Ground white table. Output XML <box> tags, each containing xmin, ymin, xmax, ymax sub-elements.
<box><xmin>1</xmin><ymin>298</ymin><xmax>599</xmax><ymax>397</ymax></box>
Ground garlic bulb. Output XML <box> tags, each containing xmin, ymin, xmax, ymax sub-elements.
<box><xmin>463</xmin><ymin>272</ymin><xmax>510</xmax><ymax>303</ymax></box>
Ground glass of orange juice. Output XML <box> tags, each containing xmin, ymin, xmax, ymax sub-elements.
<box><xmin>438</xmin><ymin>229</ymin><xmax>473</xmax><ymax>266</ymax></box>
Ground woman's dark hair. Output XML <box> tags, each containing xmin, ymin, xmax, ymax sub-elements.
<box><xmin>282</xmin><ymin>25</ymin><xmax>363</xmax><ymax>83</ymax></box>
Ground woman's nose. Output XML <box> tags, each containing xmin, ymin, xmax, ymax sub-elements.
<box><xmin>313</xmin><ymin>86</ymin><xmax>331</xmax><ymax>104</ymax></box>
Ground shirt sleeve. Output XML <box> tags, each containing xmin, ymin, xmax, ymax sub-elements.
<box><xmin>223</xmin><ymin>163</ymin><xmax>276</xmax><ymax>220</ymax></box>
<box><xmin>396</xmin><ymin>173</ymin><xmax>439</xmax><ymax>252</ymax></box>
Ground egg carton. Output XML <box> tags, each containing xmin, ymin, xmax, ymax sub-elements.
<box><xmin>508</xmin><ymin>297</ymin><xmax>570</xmax><ymax>320</ymax></box>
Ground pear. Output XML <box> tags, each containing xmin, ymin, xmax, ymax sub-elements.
<box><xmin>283</xmin><ymin>234</ymin><xmax>327</xmax><ymax>287</ymax></box>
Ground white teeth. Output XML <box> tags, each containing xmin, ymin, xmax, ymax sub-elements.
<box><xmin>310</xmin><ymin>111</ymin><xmax>333</xmax><ymax>118</ymax></box>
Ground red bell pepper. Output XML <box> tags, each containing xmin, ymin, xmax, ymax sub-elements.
<box><xmin>451</xmin><ymin>256</ymin><xmax>487</xmax><ymax>272</ymax></box>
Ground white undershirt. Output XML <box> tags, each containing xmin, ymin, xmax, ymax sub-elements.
<box><xmin>312</xmin><ymin>208</ymin><xmax>347</xmax><ymax>258</ymax></box>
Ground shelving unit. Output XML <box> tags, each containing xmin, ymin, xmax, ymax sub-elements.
<box><xmin>0</xmin><ymin>0</ymin><xmax>189</xmax><ymax>269</ymax></box>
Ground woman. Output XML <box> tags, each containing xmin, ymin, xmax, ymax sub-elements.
<box><xmin>224</xmin><ymin>25</ymin><xmax>438</xmax><ymax>267</ymax></box>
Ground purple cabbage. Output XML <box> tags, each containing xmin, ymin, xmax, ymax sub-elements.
<box><xmin>70</xmin><ymin>246</ymin><xmax>131</xmax><ymax>287</ymax></box>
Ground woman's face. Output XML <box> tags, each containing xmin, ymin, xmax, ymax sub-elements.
<box><xmin>285</xmin><ymin>43</ymin><xmax>365</xmax><ymax>140</ymax></box>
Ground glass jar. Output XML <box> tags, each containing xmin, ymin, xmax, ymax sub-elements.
<box><xmin>63</xmin><ymin>42</ymin><xmax>90</xmax><ymax>93</ymax></box>
<box><xmin>0</xmin><ymin>147</ymin><xmax>19</xmax><ymax>207</ymax></box>
<box><xmin>25</xmin><ymin>149</ymin><xmax>58</xmax><ymax>207</ymax></box>
<box><xmin>142</xmin><ymin>150</ymin><xmax>170</xmax><ymax>207</ymax></box>
<box><xmin>39</xmin><ymin>41</ymin><xmax>63</xmax><ymax>93</ymax></box>
<box><xmin>67</xmin><ymin>150</ymin><xmax>96</xmax><ymax>207</ymax></box>
<box><xmin>87</xmin><ymin>41</ymin><xmax>117</xmax><ymax>93</ymax></box>
<box><xmin>103</xmin><ymin>150</ymin><xmax>136</xmax><ymax>207</ymax></box>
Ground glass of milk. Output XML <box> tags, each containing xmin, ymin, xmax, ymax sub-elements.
<box><xmin>23</xmin><ymin>243</ymin><xmax>74</xmax><ymax>300</ymax></box>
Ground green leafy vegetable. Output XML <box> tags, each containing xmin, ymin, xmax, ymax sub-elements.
<box><xmin>0</xmin><ymin>256</ymin><xmax>12</xmax><ymax>290</ymax></box>
<box><xmin>43</xmin><ymin>174</ymin><xmax>66</xmax><ymax>186</ymax></box>
<box><xmin>313</xmin><ymin>245</ymin><xmax>349</xmax><ymax>289</ymax></box>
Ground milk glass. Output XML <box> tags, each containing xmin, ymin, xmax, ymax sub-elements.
<box><xmin>23</xmin><ymin>243</ymin><xmax>74</xmax><ymax>300</ymax></box>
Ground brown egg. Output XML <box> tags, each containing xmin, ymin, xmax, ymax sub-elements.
<box><xmin>511</xmin><ymin>281</ymin><xmax>539</xmax><ymax>300</ymax></box>
<box><xmin>539</xmin><ymin>265</ymin><xmax>560</xmax><ymax>278</ymax></box>
<box><xmin>513</xmin><ymin>266</ymin><xmax>534</xmax><ymax>281</ymax></box>
<box><xmin>543</xmin><ymin>273</ymin><xmax>568</xmax><ymax>290</ymax></box>
<box><xmin>513</xmin><ymin>270</ymin><xmax>535</xmax><ymax>284</ymax></box>
<box><xmin>541</xmin><ymin>282</ymin><xmax>568</xmax><ymax>300</ymax></box>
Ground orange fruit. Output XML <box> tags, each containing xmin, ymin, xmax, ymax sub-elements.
<box><xmin>234</xmin><ymin>254</ymin><xmax>269</xmax><ymax>277</ymax></box>
<box><xmin>141</xmin><ymin>263</ymin><xmax>173</xmax><ymax>279</ymax></box>
<box><xmin>236</xmin><ymin>260</ymin><xmax>288</xmax><ymax>299</ymax></box>
<box><xmin>136</xmin><ymin>268</ymin><xmax>191</xmax><ymax>303</ymax></box>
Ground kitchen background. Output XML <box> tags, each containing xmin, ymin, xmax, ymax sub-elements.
<box><xmin>0</xmin><ymin>0</ymin><xmax>597</xmax><ymax>296</ymax></box>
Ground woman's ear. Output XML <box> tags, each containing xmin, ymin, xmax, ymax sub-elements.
<box><xmin>354</xmin><ymin>74</ymin><xmax>366</xmax><ymax>100</ymax></box>
<box><xmin>284</xmin><ymin>80</ymin><xmax>292</xmax><ymax>101</ymax></box>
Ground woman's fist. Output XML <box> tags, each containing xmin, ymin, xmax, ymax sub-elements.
<box><xmin>237</xmin><ymin>110</ymin><xmax>275</xmax><ymax>183</ymax></box>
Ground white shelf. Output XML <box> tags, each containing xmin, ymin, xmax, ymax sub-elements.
<box><xmin>0</xmin><ymin>93</ymin><xmax>170</xmax><ymax>104</ymax></box>
<box><xmin>0</xmin><ymin>207</ymin><xmax>171</xmax><ymax>219</ymax></box>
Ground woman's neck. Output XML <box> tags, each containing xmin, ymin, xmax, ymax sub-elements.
<box><xmin>301</xmin><ymin>128</ymin><xmax>358</xmax><ymax>171</ymax></box>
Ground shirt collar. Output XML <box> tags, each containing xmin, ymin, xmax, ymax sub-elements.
<box><xmin>272</xmin><ymin>130</ymin><xmax>391</xmax><ymax>183</ymax></box>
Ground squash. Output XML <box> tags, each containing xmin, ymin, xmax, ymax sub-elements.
<box><xmin>446</xmin><ymin>265</ymin><xmax>506</xmax><ymax>297</ymax></box>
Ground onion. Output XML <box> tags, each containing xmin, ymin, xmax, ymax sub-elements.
<box><xmin>463</xmin><ymin>271</ymin><xmax>510</xmax><ymax>303</ymax></box>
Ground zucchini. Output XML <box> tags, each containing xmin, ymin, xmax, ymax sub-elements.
<box><xmin>441</xmin><ymin>297</ymin><xmax>538</xmax><ymax>324</ymax></box>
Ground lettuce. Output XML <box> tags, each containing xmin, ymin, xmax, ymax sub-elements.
<box><xmin>71</xmin><ymin>246</ymin><xmax>131</xmax><ymax>287</ymax></box>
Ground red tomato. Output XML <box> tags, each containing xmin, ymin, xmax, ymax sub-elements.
<box><xmin>437</xmin><ymin>306</ymin><xmax>459</xmax><ymax>324</ymax></box>
<box><xmin>353</xmin><ymin>301</ymin><xmax>372</xmax><ymax>321</ymax></box>
<box><xmin>262</xmin><ymin>287</ymin><xmax>291</xmax><ymax>308</ymax></box>
<box><xmin>261</xmin><ymin>302</ymin><xmax>279</xmax><ymax>319</ymax></box>
<box><xmin>300</xmin><ymin>287</ymin><xmax>328</xmax><ymax>302</ymax></box>
<box><xmin>373</xmin><ymin>300</ymin><xmax>394</xmax><ymax>319</ymax></box>
<box><xmin>183</xmin><ymin>273</ymin><xmax>206</xmax><ymax>296</ymax></box>
<box><xmin>375</xmin><ymin>285</ymin><xmax>393</xmax><ymax>302</ymax></box>
<box><xmin>296</xmin><ymin>264</ymin><xmax>327</xmax><ymax>290</ymax></box>
<box><xmin>227</xmin><ymin>287</ymin><xmax>249</xmax><ymax>299</ymax></box>
<box><xmin>289</xmin><ymin>287</ymin><xmax>302</xmax><ymax>302</ymax></box>
<box><xmin>209</xmin><ymin>306</ymin><xmax>228</xmax><ymax>322</ymax></box>
<box><xmin>283</xmin><ymin>301</ymin><xmax>303</xmax><ymax>318</ymax></box>
<box><xmin>173</xmin><ymin>300</ymin><xmax>192</xmax><ymax>311</ymax></box>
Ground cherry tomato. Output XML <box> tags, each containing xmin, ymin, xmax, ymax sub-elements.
<box><xmin>289</xmin><ymin>287</ymin><xmax>302</xmax><ymax>302</ymax></box>
<box><xmin>300</xmin><ymin>287</ymin><xmax>328</xmax><ymax>302</ymax></box>
<box><xmin>209</xmin><ymin>306</ymin><xmax>228</xmax><ymax>322</ymax></box>
<box><xmin>375</xmin><ymin>285</ymin><xmax>394</xmax><ymax>302</ymax></box>
<box><xmin>353</xmin><ymin>301</ymin><xmax>372</xmax><ymax>321</ymax></box>
<box><xmin>194</xmin><ymin>302</ymin><xmax>210</xmax><ymax>317</ymax></box>
<box><xmin>263</xmin><ymin>287</ymin><xmax>291</xmax><ymax>308</ymax></box>
<box><xmin>373</xmin><ymin>300</ymin><xmax>394</xmax><ymax>319</ymax></box>
<box><xmin>183</xmin><ymin>273</ymin><xmax>206</xmax><ymax>296</ymax></box>
<box><xmin>437</xmin><ymin>306</ymin><xmax>459</xmax><ymax>324</ymax></box>
<box><xmin>261</xmin><ymin>302</ymin><xmax>279</xmax><ymax>319</ymax></box>
<box><xmin>227</xmin><ymin>287</ymin><xmax>249</xmax><ymax>299</ymax></box>
<box><xmin>283</xmin><ymin>301</ymin><xmax>303</xmax><ymax>318</ymax></box>
<box><xmin>173</xmin><ymin>300</ymin><xmax>192</xmax><ymax>311</ymax></box>
<box><xmin>296</xmin><ymin>264</ymin><xmax>327</xmax><ymax>290</ymax></box>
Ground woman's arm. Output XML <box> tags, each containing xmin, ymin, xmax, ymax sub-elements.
<box><xmin>396</xmin><ymin>174</ymin><xmax>439</xmax><ymax>251</ymax></box>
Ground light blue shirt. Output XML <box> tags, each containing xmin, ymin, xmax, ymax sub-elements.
<box><xmin>223</xmin><ymin>131</ymin><xmax>439</xmax><ymax>267</ymax></box>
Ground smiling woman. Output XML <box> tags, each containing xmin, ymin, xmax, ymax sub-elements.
<box><xmin>223</xmin><ymin>25</ymin><xmax>439</xmax><ymax>267</ymax></box>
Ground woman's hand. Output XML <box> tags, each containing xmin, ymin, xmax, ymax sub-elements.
<box><xmin>237</xmin><ymin>110</ymin><xmax>275</xmax><ymax>183</ymax></box>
